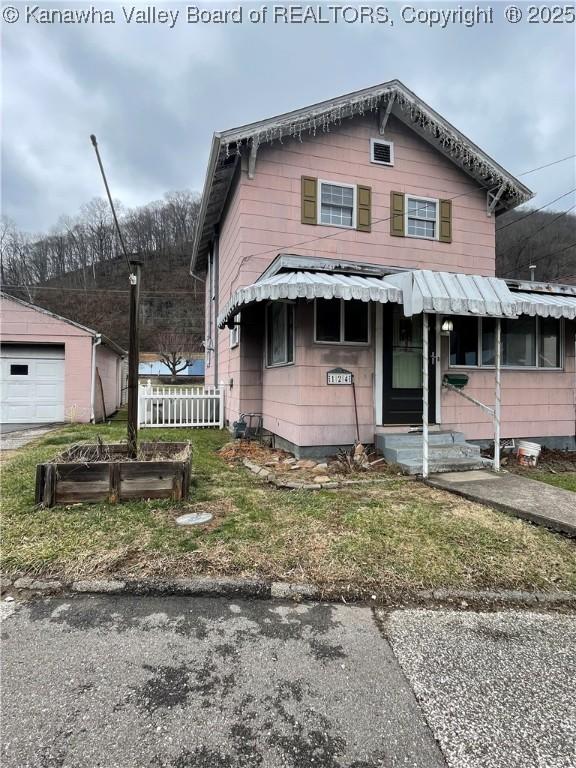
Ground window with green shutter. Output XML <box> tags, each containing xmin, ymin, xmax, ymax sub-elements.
<box><xmin>357</xmin><ymin>185</ymin><xmax>371</xmax><ymax>232</ymax></box>
<box><xmin>301</xmin><ymin>176</ymin><xmax>317</xmax><ymax>225</ymax></box>
<box><xmin>439</xmin><ymin>199</ymin><xmax>452</xmax><ymax>243</ymax></box>
<box><xmin>390</xmin><ymin>192</ymin><xmax>405</xmax><ymax>236</ymax></box>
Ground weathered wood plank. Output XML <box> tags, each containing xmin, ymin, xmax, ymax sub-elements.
<box><xmin>55</xmin><ymin>481</ymin><xmax>110</xmax><ymax>503</ymax></box>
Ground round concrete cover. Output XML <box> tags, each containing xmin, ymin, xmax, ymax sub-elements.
<box><xmin>175</xmin><ymin>512</ymin><xmax>213</xmax><ymax>526</ymax></box>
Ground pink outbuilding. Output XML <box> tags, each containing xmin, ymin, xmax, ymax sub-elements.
<box><xmin>0</xmin><ymin>293</ymin><xmax>126</xmax><ymax>424</ymax></box>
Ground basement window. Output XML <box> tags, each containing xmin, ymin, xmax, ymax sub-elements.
<box><xmin>370</xmin><ymin>139</ymin><xmax>394</xmax><ymax>166</ymax></box>
<box><xmin>315</xmin><ymin>299</ymin><xmax>369</xmax><ymax>344</ymax></box>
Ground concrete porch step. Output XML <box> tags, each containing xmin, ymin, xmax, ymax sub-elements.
<box><xmin>377</xmin><ymin>431</ymin><xmax>466</xmax><ymax>448</ymax></box>
<box><xmin>382</xmin><ymin>442</ymin><xmax>482</xmax><ymax>464</ymax></box>
<box><xmin>398</xmin><ymin>456</ymin><xmax>493</xmax><ymax>475</ymax></box>
<box><xmin>375</xmin><ymin>431</ymin><xmax>489</xmax><ymax>475</ymax></box>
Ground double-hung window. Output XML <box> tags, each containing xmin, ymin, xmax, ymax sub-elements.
<box><xmin>406</xmin><ymin>196</ymin><xmax>438</xmax><ymax>239</ymax></box>
<box><xmin>319</xmin><ymin>182</ymin><xmax>355</xmax><ymax>228</ymax></box>
<box><xmin>266</xmin><ymin>303</ymin><xmax>294</xmax><ymax>367</ymax></box>
<box><xmin>229</xmin><ymin>313</ymin><xmax>240</xmax><ymax>348</ymax></box>
<box><xmin>315</xmin><ymin>299</ymin><xmax>369</xmax><ymax>344</ymax></box>
<box><xmin>449</xmin><ymin>316</ymin><xmax>562</xmax><ymax>369</ymax></box>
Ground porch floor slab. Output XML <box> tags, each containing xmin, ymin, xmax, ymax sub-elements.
<box><xmin>426</xmin><ymin>471</ymin><xmax>576</xmax><ymax>536</ymax></box>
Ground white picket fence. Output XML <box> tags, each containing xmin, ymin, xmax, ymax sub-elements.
<box><xmin>138</xmin><ymin>384</ymin><xmax>224</xmax><ymax>428</ymax></box>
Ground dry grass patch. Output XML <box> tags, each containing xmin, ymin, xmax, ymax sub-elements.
<box><xmin>2</xmin><ymin>423</ymin><xmax>575</xmax><ymax>592</ymax></box>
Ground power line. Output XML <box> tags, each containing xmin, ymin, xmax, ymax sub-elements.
<box><xmin>495</xmin><ymin>188</ymin><xmax>576</xmax><ymax>232</ymax></box>
<box><xmin>501</xmin><ymin>240</ymin><xmax>576</xmax><ymax>279</ymax></box>
<box><xmin>515</xmin><ymin>153</ymin><xmax>576</xmax><ymax>176</ymax></box>
<box><xmin>1</xmin><ymin>285</ymin><xmax>201</xmax><ymax>295</ymax></box>
<box><xmin>497</xmin><ymin>203</ymin><xmax>576</xmax><ymax>272</ymax></box>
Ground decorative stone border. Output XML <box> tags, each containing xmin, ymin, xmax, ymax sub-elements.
<box><xmin>241</xmin><ymin>458</ymin><xmax>405</xmax><ymax>489</ymax></box>
<box><xmin>2</xmin><ymin>574</ymin><xmax>575</xmax><ymax>610</ymax></box>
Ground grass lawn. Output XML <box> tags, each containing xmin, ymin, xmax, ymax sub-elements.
<box><xmin>2</xmin><ymin>423</ymin><xmax>575</xmax><ymax>593</ymax></box>
<box><xmin>513</xmin><ymin>470</ymin><xmax>576</xmax><ymax>493</ymax></box>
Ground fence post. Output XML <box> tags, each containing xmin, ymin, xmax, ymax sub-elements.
<box><xmin>137</xmin><ymin>384</ymin><xmax>143</xmax><ymax>427</ymax></box>
<box><xmin>219</xmin><ymin>381</ymin><xmax>225</xmax><ymax>429</ymax></box>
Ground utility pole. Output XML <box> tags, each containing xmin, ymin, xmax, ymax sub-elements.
<box><xmin>89</xmin><ymin>133</ymin><xmax>140</xmax><ymax>456</ymax></box>
<box><xmin>127</xmin><ymin>260</ymin><xmax>142</xmax><ymax>457</ymax></box>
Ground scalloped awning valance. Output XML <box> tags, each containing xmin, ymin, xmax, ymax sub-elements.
<box><xmin>217</xmin><ymin>271</ymin><xmax>403</xmax><ymax>327</ymax></box>
<box><xmin>217</xmin><ymin>269</ymin><xmax>576</xmax><ymax>328</ymax></box>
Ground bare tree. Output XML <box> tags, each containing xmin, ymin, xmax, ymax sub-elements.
<box><xmin>154</xmin><ymin>330</ymin><xmax>201</xmax><ymax>380</ymax></box>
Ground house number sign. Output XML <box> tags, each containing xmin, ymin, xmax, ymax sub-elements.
<box><xmin>327</xmin><ymin>368</ymin><xmax>353</xmax><ymax>385</ymax></box>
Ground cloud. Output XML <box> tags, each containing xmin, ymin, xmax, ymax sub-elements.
<box><xmin>2</xmin><ymin>2</ymin><xmax>574</xmax><ymax>231</ymax></box>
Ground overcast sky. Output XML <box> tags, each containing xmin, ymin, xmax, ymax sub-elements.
<box><xmin>2</xmin><ymin>1</ymin><xmax>575</xmax><ymax>233</ymax></box>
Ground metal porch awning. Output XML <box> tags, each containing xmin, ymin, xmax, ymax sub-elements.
<box><xmin>217</xmin><ymin>270</ymin><xmax>402</xmax><ymax>327</ymax></box>
<box><xmin>511</xmin><ymin>291</ymin><xmax>576</xmax><ymax>320</ymax></box>
<box><xmin>218</xmin><ymin>268</ymin><xmax>576</xmax><ymax>328</ymax></box>
<box><xmin>384</xmin><ymin>270</ymin><xmax>519</xmax><ymax>317</ymax></box>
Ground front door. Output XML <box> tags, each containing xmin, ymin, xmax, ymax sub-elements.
<box><xmin>382</xmin><ymin>306</ymin><xmax>436</xmax><ymax>425</ymax></box>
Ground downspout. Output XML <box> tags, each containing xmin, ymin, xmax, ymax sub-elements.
<box><xmin>90</xmin><ymin>334</ymin><xmax>102</xmax><ymax>423</ymax></box>
<box><xmin>213</xmin><ymin>228</ymin><xmax>220</xmax><ymax>386</ymax></box>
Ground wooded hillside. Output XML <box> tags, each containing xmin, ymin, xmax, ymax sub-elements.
<box><xmin>495</xmin><ymin>209</ymin><xmax>575</xmax><ymax>283</ymax></box>
<box><xmin>0</xmin><ymin>192</ymin><xmax>204</xmax><ymax>351</ymax></box>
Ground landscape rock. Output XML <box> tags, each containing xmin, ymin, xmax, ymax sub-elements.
<box><xmin>315</xmin><ymin>463</ymin><xmax>328</xmax><ymax>470</ymax></box>
<box><xmin>72</xmin><ymin>579</ymin><xmax>126</xmax><ymax>593</ymax></box>
<box><xmin>30</xmin><ymin>580</ymin><xmax>62</xmax><ymax>592</ymax></box>
<box><xmin>0</xmin><ymin>577</ymin><xmax>13</xmax><ymax>590</ymax></box>
<box><xmin>313</xmin><ymin>475</ymin><xmax>331</xmax><ymax>483</ymax></box>
<box><xmin>283</xmin><ymin>457</ymin><xmax>297</xmax><ymax>465</ymax></box>
<box><xmin>271</xmin><ymin>582</ymin><xmax>319</xmax><ymax>599</ymax></box>
<box><xmin>14</xmin><ymin>577</ymin><xmax>35</xmax><ymax>589</ymax></box>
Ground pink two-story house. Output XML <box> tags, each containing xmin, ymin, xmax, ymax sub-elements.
<box><xmin>191</xmin><ymin>80</ymin><xmax>576</xmax><ymax>468</ymax></box>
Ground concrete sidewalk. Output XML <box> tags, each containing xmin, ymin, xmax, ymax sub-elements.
<box><xmin>0</xmin><ymin>424</ymin><xmax>60</xmax><ymax>452</ymax></box>
<box><xmin>427</xmin><ymin>470</ymin><xmax>576</xmax><ymax>536</ymax></box>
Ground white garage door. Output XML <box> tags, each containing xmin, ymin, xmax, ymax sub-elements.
<box><xmin>0</xmin><ymin>345</ymin><xmax>65</xmax><ymax>423</ymax></box>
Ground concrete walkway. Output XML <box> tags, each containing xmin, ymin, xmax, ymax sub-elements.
<box><xmin>427</xmin><ymin>470</ymin><xmax>576</xmax><ymax>536</ymax></box>
<box><xmin>0</xmin><ymin>425</ymin><xmax>60</xmax><ymax>452</ymax></box>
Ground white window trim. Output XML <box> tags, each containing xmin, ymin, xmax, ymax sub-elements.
<box><xmin>370</xmin><ymin>138</ymin><xmax>394</xmax><ymax>166</ymax></box>
<box><xmin>317</xmin><ymin>179</ymin><xmax>357</xmax><ymax>229</ymax></box>
<box><xmin>405</xmin><ymin>194</ymin><xmax>439</xmax><ymax>241</ymax></box>
<box><xmin>448</xmin><ymin>316</ymin><xmax>565</xmax><ymax>371</ymax></box>
<box><xmin>313</xmin><ymin>299</ymin><xmax>370</xmax><ymax>346</ymax></box>
<box><xmin>265</xmin><ymin>302</ymin><xmax>295</xmax><ymax>368</ymax></box>
<box><xmin>229</xmin><ymin>313</ymin><xmax>240</xmax><ymax>348</ymax></box>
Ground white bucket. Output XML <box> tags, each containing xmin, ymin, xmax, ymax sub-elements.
<box><xmin>517</xmin><ymin>440</ymin><xmax>541</xmax><ymax>467</ymax></box>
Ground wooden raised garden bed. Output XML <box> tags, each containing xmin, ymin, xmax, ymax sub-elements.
<box><xmin>36</xmin><ymin>442</ymin><xmax>192</xmax><ymax>507</ymax></box>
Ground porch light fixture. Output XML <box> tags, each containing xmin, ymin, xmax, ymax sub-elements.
<box><xmin>441</xmin><ymin>318</ymin><xmax>454</xmax><ymax>334</ymax></box>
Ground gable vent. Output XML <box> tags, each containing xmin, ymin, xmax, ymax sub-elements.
<box><xmin>371</xmin><ymin>139</ymin><xmax>394</xmax><ymax>166</ymax></box>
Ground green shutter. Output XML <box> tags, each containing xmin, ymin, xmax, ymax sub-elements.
<box><xmin>301</xmin><ymin>176</ymin><xmax>317</xmax><ymax>225</ymax></box>
<box><xmin>439</xmin><ymin>199</ymin><xmax>452</xmax><ymax>243</ymax></box>
<box><xmin>390</xmin><ymin>192</ymin><xmax>405</xmax><ymax>237</ymax></box>
<box><xmin>356</xmin><ymin>185</ymin><xmax>372</xmax><ymax>232</ymax></box>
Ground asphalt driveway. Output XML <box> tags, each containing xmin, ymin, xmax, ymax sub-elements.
<box><xmin>2</xmin><ymin>596</ymin><xmax>575</xmax><ymax>768</ymax></box>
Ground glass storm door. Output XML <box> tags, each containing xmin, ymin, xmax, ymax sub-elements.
<box><xmin>382</xmin><ymin>305</ymin><xmax>436</xmax><ymax>424</ymax></box>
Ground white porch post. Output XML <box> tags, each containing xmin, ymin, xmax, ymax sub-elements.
<box><xmin>422</xmin><ymin>313</ymin><xmax>429</xmax><ymax>478</ymax></box>
<box><xmin>494</xmin><ymin>318</ymin><xmax>501</xmax><ymax>472</ymax></box>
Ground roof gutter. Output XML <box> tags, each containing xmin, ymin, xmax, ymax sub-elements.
<box><xmin>190</xmin><ymin>133</ymin><xmax>222</xmax><ymax>275</ymax></box>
